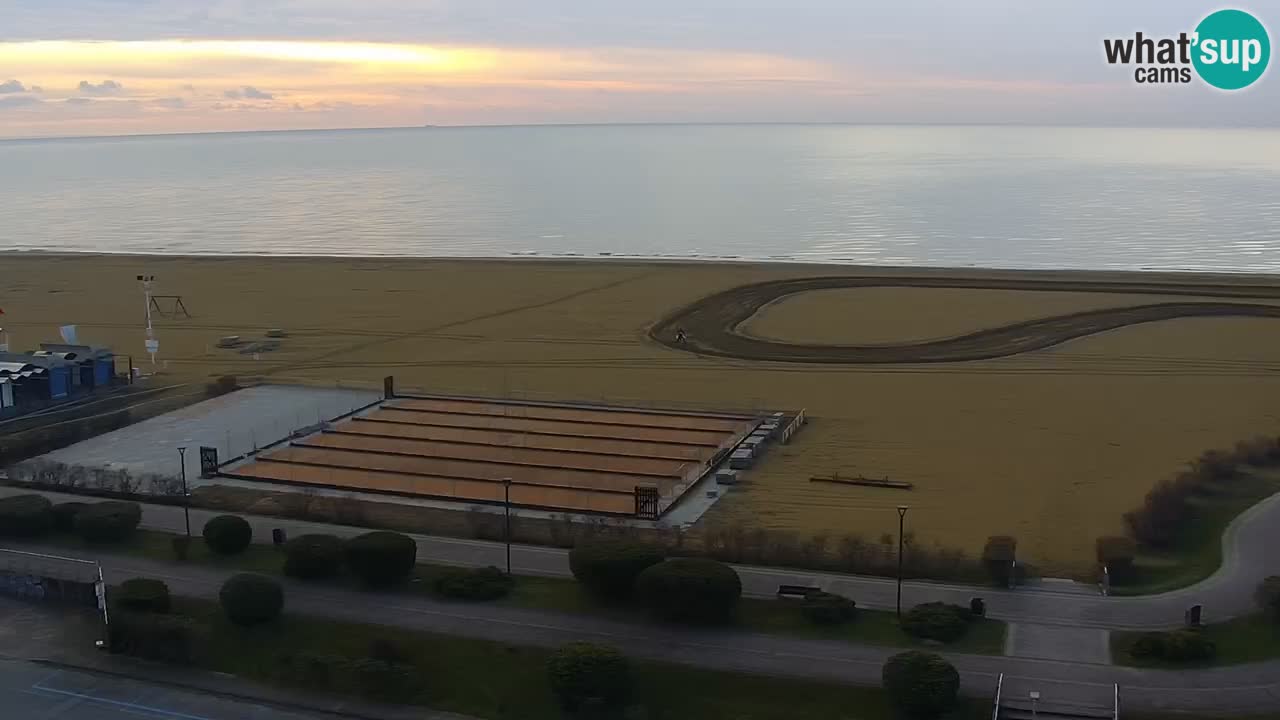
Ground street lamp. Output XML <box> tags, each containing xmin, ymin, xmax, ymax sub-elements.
<box><xmin>177</xmin><ymin>447</ymin><xmax>191</xmax><ymax>538</ymax></box>
<box><xmin>896</xmin><ymin>505</ymin><xmax>909</xmax><ymax>618</ymax></box>
<box><xmin>503</xmin><ymin>478</ymin><xmax>513</xmax><ymax>575</ymax></box>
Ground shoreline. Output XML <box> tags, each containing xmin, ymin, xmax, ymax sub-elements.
<box><xmin>4</xmin><ymin>249</ymin><xmax>1279</xmax><ymax>283</ymax></box>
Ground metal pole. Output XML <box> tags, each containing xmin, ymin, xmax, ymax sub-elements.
<box><xmin>504</xmin><ymin>478</ymin><xmax>512</xmax><ymax>575</ymax></box>
<box><xmin>178</xmin><ymin>447</ymin><xmax>190</xmax><ymax>538</ymax></box>
<box><xmin>896</xmin><ymin>505</ymin><xmax>909</xmax><ymax>619</ymax></box>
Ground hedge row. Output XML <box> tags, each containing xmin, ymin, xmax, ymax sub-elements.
<box><xmin>0</xmin><ymin>494</ymin><xmax>141</xmax><ymax>543</ymax></box>
<box><xmin>281</xmin><ymin>531</ymin><xmax>418</xmax><ymax>586</ymax></box>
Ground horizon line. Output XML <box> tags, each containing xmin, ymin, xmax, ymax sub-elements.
<box><xmin>4</xmin><ymin>120</ymin><xmax>1280</xmax><ymax>143</ymax></box>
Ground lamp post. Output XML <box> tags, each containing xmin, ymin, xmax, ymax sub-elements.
<box><xmin>177</xmin><ymin>447</ymin><xmax>191</xmax><ymax>538</ymax></box>
<box><xmin>896</xmin><ymin>505</ymin><xmax>909</xmax><ymax>619</ymax></box>
<box><xmin>503</xmin><ymin>478</ymin><xmax>513</xmax><ymax>575</ymax></box>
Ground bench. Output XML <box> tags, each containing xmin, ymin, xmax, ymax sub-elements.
<box><xmin>777</xmin><ymin>584</ymin><xmax>820</xmax><ymax>600</ymax></box>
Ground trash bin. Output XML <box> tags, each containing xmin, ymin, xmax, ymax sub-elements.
<box><xmin>272</xmin><ymin>528</ymin><xmax>287</xmax><ymax>546</ymax></box>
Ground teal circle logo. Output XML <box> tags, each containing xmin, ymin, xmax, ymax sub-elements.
<box><xmin>1192</xmin><ymin>9</ymin><xmax>1271</xmax><ymax>90</ymax></box>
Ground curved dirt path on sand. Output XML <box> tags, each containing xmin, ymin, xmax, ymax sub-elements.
<box><xmin>650</xmin><ymin>276</ymin><xmax>1280</xmax><ymax>363</ymax></box>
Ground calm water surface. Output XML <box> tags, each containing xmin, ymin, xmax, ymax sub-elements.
<box><xmin>2</xmin><ymin>125</ymin><xmax>1278</xmax><ymax>272</ymax></box>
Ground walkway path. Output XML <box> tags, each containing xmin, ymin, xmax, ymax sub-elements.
<box><xmin>5</xmin><ymin>486</ymin><xmax>1277</xmax><ymax>629</ymax></box>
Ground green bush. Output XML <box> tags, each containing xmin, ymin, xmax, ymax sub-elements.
<box><xmin>1096</xmin><ymin>536</ymin><xmax>1137</xmax><ymax>585</ymax></box>
<box><xmin>284</xmin><ymin>534</ymin><xmax>345</xmax><ymax>579</ymax></box>
<box><xmin>546</xmin><ymin>642</ymin><xmax>632</xmax><ymax>712</ymax></box>
<box><xmin>901</xmin><ymin>602</ymin><xmax>972</xmax><ymax>643</ymax></box>
<box><xmin>981</xmin><ymin>535</ymin><xmax>1017</xmax><ymax>587</ymax></box>
<box><xmin>73</xmin><ymin>501</ymin><xmax>141</xmax><ymax>542</ymax></box>
<box><xmin>219</xmin><ymin>573</ymin><xmax>284</xmax><ymax>626</ymax></box>
<box><xmin>279</xmin><ymin>653</ymin><xmax>416</xmax><ymax>702</ymax></box>
<box><xmin>1129</xmin><ymin>632</ymin><xmax>1166</xmax><ymax>659</ymax></box>
<box><xmin>801</xmin><ymin>591</ymin><xmax>857</xmax><ymax>625</ymax></box>
<box><xmin>108</xmin><ymin>612</ymin><xmax>195</xmax><ymax>664</ymax></box>
<box><xmin>882</xmin><ymin>651</ymin><xmax>960</xmax><ymax>719</ymax></box>
<box><xmin>202</xmin><ymin>515</ymin><xmax>252</xmax><ymax>555</ymax></box>
<box><xmin>1256</xmin><ymin>576</ymin><xmax>1280</xmax><ymax>622</ymax></box>
<box><xmin>116</xmin><ymin>578</ymin><xmax>171</xmax><ymax>614</ymax></box>
<box><xmin>635</xmin><ymin>558</ymin><xmax>742</xmax><ymax>624</ymax></box>
<box><xmin>0</xmin><ymin>494</ymin><xmax>53</xmax><ymax>537</ymax></box>
<box><xmin>345</xmin><ymin>531</ymin><xmax>417</xmax><ymax>586</ymax></box>
<box><xmin>1127</xmin><ymin>630</ymin><xmax>1215</xmax><ymax>663</ymax></box>
<box><xmin>51</xmin><ymin>501</ymin><xmax>87</xmax><ymax>532</ymax></box>
<box><xmin>569</xmin><ymin>538</ymin><xmax>665</xmax><ymax>601</ymax></box>
<box><xmin>433</xmin><ymin>566</ymin><xmax>513</xmax><ymax>601</ymax></box>
<box><xmin>1164</xmin><ymin>630</ymin><xmax>1216</xmax><ymax>662</ymax></box>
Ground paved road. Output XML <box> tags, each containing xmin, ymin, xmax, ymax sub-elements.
<box><xmin>0</xmin><ymin>658</ymin><xmax>329</xmax><ymax>720</ymax></box>
<box><xmin>4</xmin><ymin>486</ymin><xmax>1277</xmax><ymax>630</ymax></box>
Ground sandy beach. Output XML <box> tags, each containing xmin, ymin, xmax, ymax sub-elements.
<box><xmin>4</xmin><ymin>252</ymin><xmax>1280</xmax><ymax>575</ymax></box>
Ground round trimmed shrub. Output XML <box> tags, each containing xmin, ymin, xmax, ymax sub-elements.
<box><xmin>51</xmin><ymin>501</ymin><xmax>87</xmax><ymax>532</ymax></box>
<box><xmin>202</xmin><ymin>514</ymin><xmax>252</xmax><ymax>555</ymax></box>
<box><xmin>635</xmin><ymin>558</ymin><xmax>741</xmax><ymax>624</ymax></box>
<box><xmin>1256</xmin><ymin>576</ymin><xmax>1280</xmax><ymax>621</ymax></box>
<box><xmin>73</xmin><ymin>501</ymin><xmax>141</xmax><ymax>542</ymax></box>
<box><xmin>433</xmin><ymin>566</ymin><xmax>513</xmax><ymax>601</ymax></box>
<box><xmin>219</xmin><ymin>573</ymin><xmax>284</xmax><ymax>626</ymax></box>
<box><xmin>117</xmin><ymin>578</ymin><xmax>171</xmax><ymax>614</ymax></box>
<box><xmin>569</xmin><ymin>538</ymin><xmax>664</xmax><ymax>601</ymax></box>
<box><xmin>0</xmin><ymin>494</ymin><xmax>54</xmax><ymax>537</ymax></box>
<box><xmin>801</xmin><ymin>591</ymin><xmax>857</xmax><ymax>625</ymax></box>
<box><xmin>345</xmin><ymin>531</ymin><xmax>416</xmax><ymax>586</ymax></box>
<box><xmin>901</xmin><ymin>602</ymin><xmax>972</xmax><ymax>643</ymax></box>
<box><xmin>546</xmin><ymin>642</ymin><xmax>632</xmax><ymax>712</ymax></box>
<box><xmin>284</xmin><ymin>534</ymin><xmax>345</xmax><ymax>579</ymax></box>
<box><xmin>882</xmin><ymin>651</ymin><xmax>960</xmax><ymax>719</ymax></box>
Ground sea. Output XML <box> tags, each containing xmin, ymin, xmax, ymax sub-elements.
<box><xmin>2</xmin><ymin>124</ymin><xmax>1278</xmax><ymax>272</ymax></box>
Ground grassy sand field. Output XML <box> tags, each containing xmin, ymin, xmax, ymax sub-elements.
<box><xmin>4</xmin><ymin>253</ymin><xmax>1280</xmax><ymax>575</ymax></box>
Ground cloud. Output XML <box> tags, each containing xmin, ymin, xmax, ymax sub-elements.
<box><xmin>78</xmin><ymin>79</ymin><xmax>124</xmax><ymax>95</ymax></box>
<box><xmin>225</xmin><ymin>85</ymin><xmax>273</xmax><ymax>100</ymax></box>
<box><xmin>30</xmin><ymin>85</ymin><xmax>43</xmax><ymax>93</ymax></box>
<box><xmin>0</xmin><ymin>79</ymin><xmax>25</xmax><ymax>93</ymax></box>
<box><xmin>65</xmin><ymin>97</ymin><xmax>93</xmax><ymax>105</ymax></box>
<box><xmin>0</xmin><ymin>95</ymin><xmax>41</xmax><ymax>109</ymax></box>
<box><xmin>153</xmin><ymin>96</ymin><xmax>186</xmax><ymax>108</ymax></box>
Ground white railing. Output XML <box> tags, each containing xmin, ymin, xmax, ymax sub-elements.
<box><xmin>992</xmin><ymin>672</ymin><xmax>1004</xmax><ymax>720</ymax></box>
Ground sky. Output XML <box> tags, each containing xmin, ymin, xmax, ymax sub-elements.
<box><xmin>0</xmin><ymin>1</ymin><xmax>1276</xmax><ymax>138</ymax></box>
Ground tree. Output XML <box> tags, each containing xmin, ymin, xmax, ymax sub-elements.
<box><xmin>1256</xmin><ymin>576</ymin><xmax>1280</xmax><ymax>622</ymax></box>
<box><xmin>202</xmin><ymin>515</ymin><xmax>252</xmax><ymax>555</ymax></box>
<box><xmin>546</xmin><ymin>642</ymin><xmax>632</xmax><ymax>712</ymax></box>
<box><xmin>284</xmin><ymin>534</ymin><xmax>345</xmax><ymax>579</ymax></box>
<box><xmin>882</xmin><ymin>651</ymin><xmax>960</xmax><ymax>719</ymax></box>
<box><xmin>0</xmin><ymin>494</ymin><xmax>54</xmax><ymax>537</ymax></box>
<box><xmin>344</xmin><ymin>531</ymin><xmax>417</xmax><ymax>586</ymax></box>
<box><xmin>981</xmin><ymin>536</ymin><xmax>1016</xmax><ymax>587</ymax></box>
<box><xmin>1096</xmin><ymin>536</ymin><xmax>1137</xmax><ymax>585</ymax></box>
<box><xmin>51</xmin><ymin>501</ymin><xmax>87</xmax><ymax>532</ymax></box>
<box><xmin>569</xmin><ymin>538</ymin><xmax>665</xmax><ymax>601</ymax></box>
<box><xmin>635</xmin><ymin>558</ymin><xmax>741</xmax><ymax>623</ymax></box>
<box><xmin>219</xmin><ymin>573</ymin><xmax>284</xmax><ymax>626</ymax></box>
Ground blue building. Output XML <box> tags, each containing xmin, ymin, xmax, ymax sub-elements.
<box><xmin>0</xmin><ymin>344</ymin><xmax>115</xmax><ymax>417</ymax></box>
